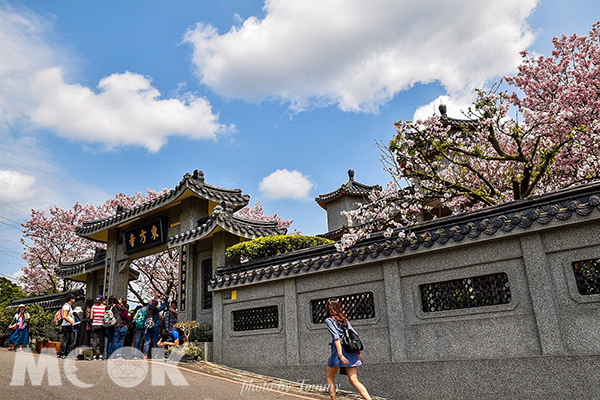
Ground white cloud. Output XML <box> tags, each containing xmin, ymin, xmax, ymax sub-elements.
<box><xmin>259</xmin><ymin>169</ymin><xmax>314</xmax><ymax>200</ymax></box>
<box><xmin>184</xmin><ymin>0</ymin><xmax>538</xmax><ymax>113</ymax></box>
<box><xmin>0</xmin><ymin>170</ymin><xmax>36</xmax><ymax>203</ymax></box>
<box><xmin>412</xmin><ymin>95</ymin><xmax>476</xmax><ymax>122</ymax></box>
<box><xmin>29</xmin><ymin>68</ymin><xmax>230</xmax><ymax>152</ymax></box>
<box><xmin>0</xmin><ymin>5</ymin><xmax>230</xmax><ymax>152</ymax></box>
<box><xmin>0</xmin><ymin>136</ymin><xmax>109</xmax><ymax>212</ymax></box>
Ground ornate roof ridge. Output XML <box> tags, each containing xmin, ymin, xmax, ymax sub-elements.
<box><xmin>440</xmin><ymin>114</ymin><xmax>480</xmax><ymax>128</ymax></box>
<box><xmin>168</xmin><ymin>201</ymin><xmax>286</xmax><ymax>246</ymax></box>
<box><xmin>211</xmin><ymin>180</ymin><xmax>600</xmax><ymax>289</ymax></box>
<box><xmin>9</xmin><ymin>289</ymin><xmax>85</xmax><ymax>309</ymax></box>
<box><xmin>76</xmin><ymin>169</ymin><xmax>250</xmax><ymax>239</ymax></box>
<box><xmin>315</xmin><ymin>169</ymin><xmax>381</xmax><ymax>209</ymax></box>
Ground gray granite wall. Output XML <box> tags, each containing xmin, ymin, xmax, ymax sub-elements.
<box><xmin>211</xmin><ymin>213</ymin><xmax>600</xmax><ymax>398</ymax></box>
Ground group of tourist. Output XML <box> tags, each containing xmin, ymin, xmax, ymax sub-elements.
<box><xmin>58</xmin><ymin>294</ymin><xmax>179</xmax><ymax>360</ymax></box>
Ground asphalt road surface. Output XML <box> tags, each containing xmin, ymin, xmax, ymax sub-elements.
<box><xmin>0</xmin><ymin>349</ymin><xmax>321</xmax><ymax>400</ymax></box>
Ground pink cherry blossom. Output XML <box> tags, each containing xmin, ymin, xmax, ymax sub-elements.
<box><xmin>338</xmin><ymin>21</ymin><xmax>600</xmax><ymax>250</ymax></box>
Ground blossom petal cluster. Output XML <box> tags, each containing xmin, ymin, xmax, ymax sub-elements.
<box><xmin>338</xmin><ymin>22</ymin><xmax>600</xmax><ymax>251</ymax></box>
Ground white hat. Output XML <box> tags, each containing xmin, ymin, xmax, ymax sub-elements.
<box><xmin>73</xmin><ymin>306</ymin><xmax>84</xmax><ymax>314</ymax></box>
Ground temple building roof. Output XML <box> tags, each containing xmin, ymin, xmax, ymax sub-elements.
<box><xmin>55</xmin><ymin>248</ymin><xmax>139</xmax><ymax>282</ymax></box>
<box><xmin>315</xmin><ymin>169</ymin><xmax>381</xmax><ymax>210</ymax></box>
<box><xmin>438</xmin><ymin>104</ymin><xmax>480</xmax><ymax>129</ymax></box>
<box><xmin>76</xmin><ymin>170</ymin><xmax>250</xmax><ymax>242</ymax></box>
<box><xmin>168</xmin><ymin>202</ymin><xmax>287</xmax><ymax>247</ymax></box>
<box><xmin>211</xmin><ymin>180</ymin><xmax>600</xmax><ymax>289</ymax></box>
<box><xmin>9</xmin><ymin>289</ymin><xmax>86</xmax><ymax>310</ymax></box>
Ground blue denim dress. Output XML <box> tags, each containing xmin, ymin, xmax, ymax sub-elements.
<box><xmin>326</xmin><ymin>317</ymin><xmax>362</xmax><ymax>368</ymax></box>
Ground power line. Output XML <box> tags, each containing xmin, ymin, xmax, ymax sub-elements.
<box><xmin>0</xmin><ymin>220</ymin><xmax>22</xmax><ymax>231</ymax></box>
<box><xmin>0</xmin><ymin>200</ymin><xmax>29</xmax><ymax>216</ymax></box>
<box><xmin>0</xmin><ymin>250</ymin><xmax>23</xmax><ymax>261</ymax></box>
<box><xmin>0</xmin><ymin>244</ymin><xmax>20</xmax><ymax>254</ymax></box>
<box><xmin>0</xmin><ymin>261</ymin><xmax>25</xmax><ymax>266</ymax></box>
<box><xmin>0</xmin><ymin>238</ymin><xmax>20</xmax><ymax>244</ymax></box>
<box><xmin>0</xmin><ymin>271</ymin><xmax>19</xmax><ymax>281</ymax></box>
<box><xmin>0</xmin><ymin>214</ymin><xmax>22</xmax><ymax>226</ymax></box>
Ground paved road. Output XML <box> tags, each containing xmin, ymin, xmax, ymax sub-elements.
<box><xmin>0</xmin><ymin>349</ymin><xmax>320</xmax><ymax>400</ymax></box>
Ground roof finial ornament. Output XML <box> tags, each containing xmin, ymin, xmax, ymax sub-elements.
<box><xmin>348</xmin><ymin>169</ymin><xmax>355</xmax><ymax>181</ymax></box>
<box><xmin>439</xmin><ymin>103</ymin><xmax>447</xmax><ymax>116</ymax></box>
<box><xmin>220</xmin><ymin>201</ymin><xmax>233</xmax><ymax>215</ymax></box>
<box><xmin>193</xmin><ymin>169</ymin><xmax>205</xmax><ymax>183</ymax></box>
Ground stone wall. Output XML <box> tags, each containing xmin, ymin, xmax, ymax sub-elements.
<box><xmin>210</xmin><ymin>183</ymin><xmax>600</xmax><ymax>398</ymax></box>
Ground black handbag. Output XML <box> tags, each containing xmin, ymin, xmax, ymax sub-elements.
<box><xmin>341</xmin><ymin>326</ymin><xmax>364</xmax><ymax>353</ymax></box>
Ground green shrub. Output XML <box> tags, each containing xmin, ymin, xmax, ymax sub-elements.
<box><xmin>226</xmin><ymin>235</ymin><xmax>333</xmax><ymax>262</ymax></box>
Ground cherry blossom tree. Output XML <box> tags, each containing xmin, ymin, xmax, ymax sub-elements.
<box><xmin>19</xmin><ymin>190</ymin><xmax>173</xmax><ymax>297</ymax></box>
<box><xmin>338</xmin><ymin>21</ymin><xmax>600</xmax><ymax>250</ymax></box>
<box><xmin>237</xmin><ymin>201</ymin><xmax>294</xmax><ymax>230</ymax></box>
<box><xmin>21</xmin><ymin>196</ymin><xmax>296</xmax><ymax>299</ymax></box>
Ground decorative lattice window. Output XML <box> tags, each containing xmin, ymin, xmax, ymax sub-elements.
<box><xmin>202</xmin><ymin>259</ymin><xmax>213</xmax><ymax>309</ymax></box>
<box><xmin>232</xmin><ymin>305</ymin><xmax>279</xmax><ymax>331</ymax></box>
<box><xmin>572</xmin><ymin>259</ymin><xmax>600</xmax><ymax>296</ymax></box>
<box><xmin>311</xmin><ymin>292</ymin><xmax>375</xmax><ymax>324</ymax></box>
<box><xmin>420</xmin><ymin>272</ymin><xmax>511</xmax><ymax>313</ymax></box>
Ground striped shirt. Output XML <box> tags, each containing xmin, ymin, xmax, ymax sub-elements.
<box><xmin>91</xmin><ymin>304</ymin><xmax>106</xmax><ymax>326</ymax></box>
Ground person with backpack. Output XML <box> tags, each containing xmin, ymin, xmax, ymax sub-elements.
<box><xmin>132</xmin><ymin>303</ymin><xmax>148</xmax><ymax>356</ymax></box>
<box><xmin>59</xmin><ymin>294</ymin><xmax>76</xmax><ymax>359</ymax></box>
<box><xmin>104</xmin><ymin>295</ymin><xmax>126</xmax><ymax>359</ymax></box>
<box><xmin>90</xmin><ymin>295</ymin><xmax>106</xmax><ymax>360</ymax></box>
<box><xmin>143</xmin><ymin>298</ymin><xmax>165</xmax><ymax>359</ymax></box>
<box><xmin>324</xmin><ymin>299</ymin><xmax>371</xmax><ymax>400</ymax></box>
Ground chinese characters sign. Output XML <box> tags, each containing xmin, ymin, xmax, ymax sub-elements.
<box><xmin>123</xmin><ymin>218</ymin><xmax>167</xmax><ymax>254</ymax></box>
<box><xmin>179</xmin><ymin>244</ymin><xmax>187</xmax><ymax>312</ymax></box>
<box><xmin>104</xmin><ymin>258</ymin><xmax>111</xmax><ymax>298</ymax></box>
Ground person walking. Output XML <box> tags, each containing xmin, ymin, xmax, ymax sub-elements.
<box><xmin>324</xmin><ymin>299</ymin><xmax>371</xmax><ymax>400</ymax></box>
<box><xmin>163</xmin><ymin>300</ymin><xmax>178</xmax><ymax>332</ymax></box>
<box><xmin>90</xmin><ymin>295</ymin><xmax>106</xmax><ymax>360</ymax></box>
<box><xmin>9</xmin><ymin>305</ymin><xmax>30</xmax><ymax>352</ymax></box>
<box><xmin>104</xmin><ymin>295</ymin><xmax>125</xmax><ymax>359</ymax></box>
<box><xmin>132</xmin><ymin>303</ymin><xmax>147</xmax><ymax>356</ymax></box>
<box><xmin>59</xmin><ymin>294</ymin><xmax>76</xmax><ymax>359</ymax></box>
<box><xmin>117</xmin><ymin>298</ymin><xmax>131</xmax><ymax>350</ymax></box>
<box><xmin>75</xmin><ymin>298</ymin><xmax>94</xmax><ymax>360</ymax></box>
<box><xmin>143</xmin><ymin>299</ymin><xmax>165</xmax><ymax>359</ymax></box>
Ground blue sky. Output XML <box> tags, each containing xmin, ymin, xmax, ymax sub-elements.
<box><xmin>0</xmin><ymin>0</ymin><xmax>598</xmax><ymax>282</ymax></box>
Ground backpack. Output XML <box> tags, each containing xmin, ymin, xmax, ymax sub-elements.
<box><xmin>54</xmin><ymin>308</ymin><xmax>63</xmax><ymax>326</ymax></box>
<box><xmin>341</xmin><ymin>326</ymin><xmax>364</xmax><ymax>353</ymax></box>
<box><xmin>134</xmin><ymin>308</ymin><xmax>147</xmax><ymax>330</ymax></box>
<box><xmin>103</xmin><ymin>306</ymin><xmax>117</xmax><ymax>328</ymax></box>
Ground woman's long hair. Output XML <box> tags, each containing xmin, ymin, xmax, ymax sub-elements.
<box><xmin>325</xmin><ymin>299</ymin><xmax>347</xmax><ymax>327</ymax></box>
<box><xmin>107</xmin><ymin>295</ymin><xmax>118</xmax><ymax>308</ymax></box>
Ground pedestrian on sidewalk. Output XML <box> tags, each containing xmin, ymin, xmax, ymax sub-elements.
<box><xmin>90</xmin><ymin>295</ymin><xmax>106</xmax><ymax>360</ymax></box>
<box><xmin>9</xmin><ymin>304</ymin><xmax>30</xmax><ymax>352</ymax></box>
<box><xmin>143</xmin><ymin>298</ymin><xmax>165</xmax><ymax>359</ymax></box>
<box><xmin>324</xmin><ymin>299</ymin><xmax>371</xmax><ymax>400</ymax></box>
<box><xmin>59</xmin><ymin>294</ymin><xmax>76</xmax><ymax>359</ymax></box>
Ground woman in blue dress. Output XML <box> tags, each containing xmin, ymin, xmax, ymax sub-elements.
<box><xmin>325</xmin><ymin>299</ymin><xmax>371</xmax><ymax>400</ymax></box>
<box><xmin>9</xmin><ymin>304</ymin><xmax>30</xmax><ymax>352</ymax></box>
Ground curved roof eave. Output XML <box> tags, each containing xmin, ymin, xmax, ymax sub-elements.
<box><xmin>168</xmin><ymin>209</ymin><xmax>286</xmax><ymax>248</ymax></box>
<box><xmin>75</xmin><ymin>170</ymin><xmax>250</xmax><ymax>241</ymax></box>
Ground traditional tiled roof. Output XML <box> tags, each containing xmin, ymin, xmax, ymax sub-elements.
<box><xmin>439</xmin><ymin>104</ymin><xmax>480</xmax><ymax>129</ymax></box>
<box><xmin>55</xmin><ymin>248</ymin><xmax>139</xmax><ymax>281</ymax></box>
<box><xmin>211</xmin><ymin>181</ymin><xmax>600</xmax><ymax>289</ymax></box>
<box><xmin>168</xmin><ymin>202</ymin><xmax>287</xmax><ymax>247</ymax></box>
<box><xmin>9</xmin><ymin>289</ymin><xmax>85</xmax><ymax>310</ymax></box>
<box><xmin>76</xmin><ymin>170</ymin><xmax>250</xmax><ymax>240</ymax></box>
<box><xmin>315</xmin><ymin>170</ymin><xmax>381</xmax><ymax>210</ymax></box>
